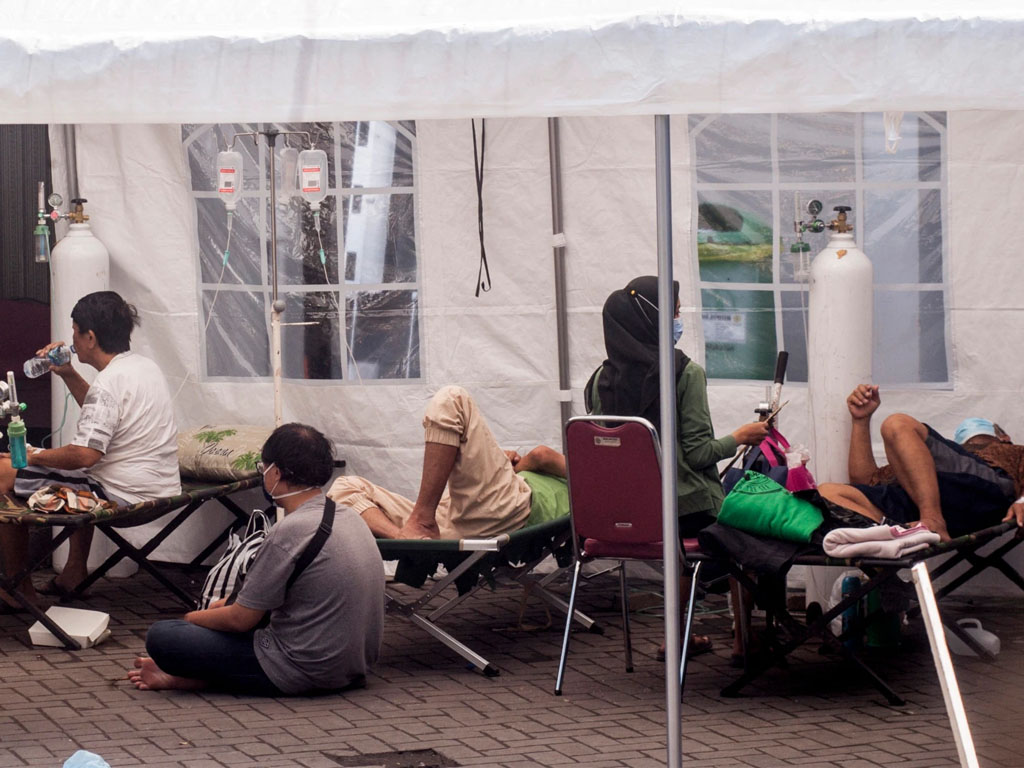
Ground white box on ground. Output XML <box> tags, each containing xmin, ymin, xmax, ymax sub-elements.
<box><xmin>29</xmin><ymin>607</ymin><xmax>111</xmax><ymax>648</ymax></box>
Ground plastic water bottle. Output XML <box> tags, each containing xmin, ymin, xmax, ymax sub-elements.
<box><xmin>7</xmin><ymin>417</ymin><xmax>27</xmax><ymax>469</ymax></box>
<box><xmin>23</xmin><ymin>344</ymin><xmax>72</xmax><ymax>378</ymax></box>
<box><xmin>840</xmin><ymin>575</ymin><xmax>863</xmax><ymax>650</ymax></box>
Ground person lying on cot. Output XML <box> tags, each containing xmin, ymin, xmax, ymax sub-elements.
<box><xmin>329</xmin><ymin>385</ymin><xmax>567</xmax><ymax>541</ymax></box>
<box><xmin>0</xmin><ymin>291</ymin><xmax>179</xmax><ymax>612</ymax></box>
<box><xmin>817</xmin><ymin>384</ymin><xmax>1024</xmax><ymax>543</ymax></box>
<box><xmin>128</xmin><ymin>423</ymin><xmax>384</xmax><ymax>695</ymax></box>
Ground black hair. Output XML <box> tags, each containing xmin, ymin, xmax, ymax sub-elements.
<box><xmin>261</xmin><ymin>423</ymin><xmax>334</xmax><ymax>488</ymax></box>
<box><xmin>70</xmin><ymin>291</ymin><xmax>140</xmax><ymax>354</ymax></box>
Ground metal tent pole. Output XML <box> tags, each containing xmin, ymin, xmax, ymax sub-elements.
<box><xmin>266</xmin><ymin>129</ymin><xmax>284</xmax><ymax>427</ymax></box>
<box><xmin>655</xmin><ymin>114</ymin><xmax>682</xmax><ymax>767</ymax></box>
<box><xmin>547</xmin><ymin>117</ymin><xmax>572</xmax><ymax>442</ymax></box>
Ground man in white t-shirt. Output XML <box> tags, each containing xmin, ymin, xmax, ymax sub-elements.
<box><xmin>0</xmin><ymin>291</ymin><xmax>179</xmax><ymax>611</ymax></box>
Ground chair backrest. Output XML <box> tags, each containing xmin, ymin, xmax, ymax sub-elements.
<box><xmin>564</xmin><ymin>416</ymin><xmax>664</xmax><ymax>545</ymax></box>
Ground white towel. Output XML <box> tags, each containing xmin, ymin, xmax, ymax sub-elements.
<box><xmin>823</xmin><ymin>523</ymin><xmax>941</xmax><ymax>559</ymax></box>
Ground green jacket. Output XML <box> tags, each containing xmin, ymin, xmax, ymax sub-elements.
<box><xmin>588</xmin><ymin>362</ymin><xmax>737</xmax><ymax>517</ymax></box>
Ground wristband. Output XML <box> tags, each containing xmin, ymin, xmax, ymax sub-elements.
<box><xmin>1016</xmin><ymin>496</ymin><xmax>1024</xmax><ymax>506</ymax></box>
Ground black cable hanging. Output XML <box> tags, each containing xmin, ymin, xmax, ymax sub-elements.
<box><xmin>472</xmin><ymin>118</ymin><xmax>491</xmax><ymax>296</ymax></box>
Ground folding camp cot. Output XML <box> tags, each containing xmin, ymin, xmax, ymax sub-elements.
<box><xmin>0</xmin><ymin>476</ymin><xmax>260</xmax><ymax>649</ymax></box>
<box><xmin>697</xmin><ymin>520</ymin><xmax>1021</xmax><ymax>705</ymax></box>
<box><xmin>377</xmin><ymin>514</ymin><xmax>601</xmax><ymax>676</ymax></box>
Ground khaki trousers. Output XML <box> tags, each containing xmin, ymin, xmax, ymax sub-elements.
<box><xmin>328</xmin><ymin>385</ymin><xmax>532</xmax><ymax>539</ymax></box>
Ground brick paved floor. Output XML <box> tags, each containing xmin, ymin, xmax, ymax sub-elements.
<box><xmin>0</xmin><ymin>566</ymin><xmax>1021</xmax><ymax>767</ymax></box>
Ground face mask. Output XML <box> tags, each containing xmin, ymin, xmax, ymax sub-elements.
<box><xmin>261</xmin><ymin>462</ymin><xmax>314</xmax><ymax>503</ymax></box>
<box><xmin>673</xmin><ymin>318</ymin><xmax>684</xmax><ymax>344</ymax></box>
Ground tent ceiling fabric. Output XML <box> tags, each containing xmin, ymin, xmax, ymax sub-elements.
<box><xmin>4</xmin><ymin>1</ymin><xmax>1024</xmax><ymax>123</ymax></box>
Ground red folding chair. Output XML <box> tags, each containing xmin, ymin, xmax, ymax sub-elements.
<box><xmin>554</xmin><ymin>415</ymin><xmax>705</xmax><ymax>695</ymax></box>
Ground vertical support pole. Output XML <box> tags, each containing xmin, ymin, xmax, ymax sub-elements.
<box><xmin>266</xmin><ymin>129</ymin><xmax>284</xmax><ymax>427</ymax></box>
<box><xmin>655</xmin><ymin>114</ymin><xmax>682</xmax><ymax>768</ymax></box>
<box><xmin>910</xmin><ymin>563</ymin><xmax>979</xmax><ymax>768</ymax></box>
<box><xmin>547</xmin><ymin>117</ymin><xmax>572</xmax><ymax>446</ymax></box>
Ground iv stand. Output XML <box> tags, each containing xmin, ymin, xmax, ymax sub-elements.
<box><xmin>230</xmin><ymin>128</ymin><xmax>315</xmax><ymax>427</ymax></box>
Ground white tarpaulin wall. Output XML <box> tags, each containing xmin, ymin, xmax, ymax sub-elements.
<box><xmin>4</xmin><ymin>3</ymin><xmax>1024</xmax><ymax>591</ymax></box>
<box><xmin>41</xmin><ymin>112</ymin><xmax>1024</xmax><ymax>596</ymax></box>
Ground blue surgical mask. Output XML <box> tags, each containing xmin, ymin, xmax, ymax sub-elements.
<box><xmin>673</xmin><ymin>318</ymin><xmax>684</xmax><ymax>344</ymax></box>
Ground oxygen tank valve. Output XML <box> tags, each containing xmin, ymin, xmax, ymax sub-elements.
<box><xmin>68</xmin><ymin>198</ymin><xmax>90</xmax><ymax>224</ymax></box>
<box><xmin>828</xmin><ymin>206</ymin><xmax>853</xmax><ymax>234</ymax></box>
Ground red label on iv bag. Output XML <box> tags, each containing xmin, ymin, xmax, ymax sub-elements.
<box><xmin>218</xmin><ymin>167</ymin><xmax>237</xmax><ymax>194</ymax></box>
<box><xmin>301</xmin><ymin>166</ymin><xmax>322</xmax><ymax>193</ymax></box>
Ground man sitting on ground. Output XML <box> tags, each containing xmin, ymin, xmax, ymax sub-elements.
<box><xmin>329</xmin><ymin>385</ymin><xmax>566</xmax><ymax>540</ymax></box>
<box><xmin>129</xmin><ymin>423</ymin><xmax>383</xmax><ymax>695</ymax></box>
<box><xmin>0</xmin><ymin>291</ymin><xmax>179</xmax><ymax>610</ymax></box>
<box><xmin>818</xmin><ymin>384</ymin><xmax>1024</xmax><ymax>542</ymax></box>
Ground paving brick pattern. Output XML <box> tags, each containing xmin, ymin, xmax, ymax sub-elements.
<box><xmin>0</xmin><ymin>567</ymin><xmax>1021</xmax><ymax>767</ymax></box>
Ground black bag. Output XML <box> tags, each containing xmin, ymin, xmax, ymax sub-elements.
<box><xmin>722</xmin><ymin>438</ymin><xmax>788</xmax><ymax>494</ymax></box>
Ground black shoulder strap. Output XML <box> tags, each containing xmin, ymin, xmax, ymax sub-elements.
<box><xmin>285</xmin><ymin>497</ymin><xmax>335</xmax><ymax>592</ymax></box>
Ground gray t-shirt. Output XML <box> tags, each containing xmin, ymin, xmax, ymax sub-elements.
<box><xmin>237</xmin><ymin>495</ymin><xmax>384</xmax><ymax>694</ymax></box>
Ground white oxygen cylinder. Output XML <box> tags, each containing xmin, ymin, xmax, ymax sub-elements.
<box><xmin>805</xmin><ymin>221</ymin><xmax>873</xmax><ymax>607</ymax></box>
<box><xmin>217</xmin><ymin>150</ymin><xmax>244</xmax><ymax>211</ymax></box>
<box><xmin>49</xmin><ymin>212</ymin><xmax>136</xmax><ymax>577</ymax></box>
<box><xmin>298</xmin><ymin>149</ymin><xmax>328</xmax><ymax>210</ymax></box>
<box><xmin>50</xmin><ymin>219</ymin><xmax>109</xmax><ymax>448</ymax></box>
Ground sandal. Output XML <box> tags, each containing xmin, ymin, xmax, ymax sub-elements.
<box><xmin>656</xmin><ymin>634</ymin><xmax>714</xmax><ymax>662</ymax></box>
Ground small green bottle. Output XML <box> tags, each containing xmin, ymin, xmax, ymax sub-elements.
<box><xmin>7</xmin><ymin>417</ymin><xmax>27</xmax><ymax>469</ymax></box>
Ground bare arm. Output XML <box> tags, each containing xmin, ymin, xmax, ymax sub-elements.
<box><xmin>184</xmin><ymin>602</ymin><xmax>266</xmax><ymax>633</ymax></box>
<box><xmin>36</xmin><ymin>341</ymin><xmax>90</xmax><ymax>407</ymax></box>
<box><xmin>28</xmin><ymin>444</ymin><xmax>103</xmax><ymax>470</ymax></box>
<box><xmin>847</xmin><ymin>384</ymin><xmax>881</xmax><ymax>484</ymax></box>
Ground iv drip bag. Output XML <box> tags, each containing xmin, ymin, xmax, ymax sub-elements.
<box><xmin>217</xmin><ymin>150</ymin><xmax>244</xmax><ymax>211</ymax></box>
<box><xmin>298</xmin><ymin>149</ymin><xmax>328</xmax><ymax>210</ymax></box>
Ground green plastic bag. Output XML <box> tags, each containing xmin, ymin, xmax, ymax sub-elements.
<box><xmin>718</xmin><ymin>470</ymin><xmax>824</xmax><ymax>542</ymax></box>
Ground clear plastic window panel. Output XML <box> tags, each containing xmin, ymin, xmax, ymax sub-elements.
<box><xmin>343</xmin><ymin>193</ymin><xmax>416</xmax><ymax>284</ymax></box>
<box><xmin>874</xmin><ymin>290</ymin><xmax>948</xmax><ymax>384</ymax></box>
<box><xmin>281</xmin><ymin>291</ymin><xmax>342</xmax><ymax>380</ymax></box>
<box><xmin>345</xmin><ymin>290</ymin><xmax>421</xmax><ymax>380</ymax></box>
<box><xmin>202</xmin><ymin>290</ymin><xmax>269</xmax><ymax>377</ymax></box>
<box><xmin>697</xmin><ymin>190</ymin><xmax>773</xmax><ymax>284</ymax></box>
<box><xmin>196</xmin><ymin>196</ymin><xmax>263</xmax><ymax>285</ymax></box>
<box><xmin>777</xmin><ymin>113</ymin><xmax>856</xmax><ymax>183</ymax></box>
<box><xmin>700</xmin><ymin>289</ymin><xmax>777</xmax><ymax>380</ymax></box>
<box><xmin>864</xmin><ymin>189</ymin><xmax>943</xmax><ymax>284</ymax></box>
<box><xmin>186</xmin><ymin>121</ymin><xmax>420</xmax><ymax>382</ymax></box>
<box><xmin>693</xmin><ymin>111</ymin><xmax>948</xmax><ymax>386</ymax></box>
<box><xmin>691</xmin><ymin>114</ymin><xmax>772</xmax><ymax>184</ymax></box>
<box><xmin>780</xmin><ymin>291</ymin><xmax>810</xmax><ymax>383</ymax></box>
<box><xmin>269</xmin><ymin>195</ymin><xmax>340</xmax><ymax>286</ymax></box>
<box><xmin>862</xmin><ymin>113</ymin><xmax>942</xmax><ymax>183</ymax></box>
<box><xmin>339</xmin><ymin>122</ymin><xmax>414</xmax><ymax>189</ymax></box>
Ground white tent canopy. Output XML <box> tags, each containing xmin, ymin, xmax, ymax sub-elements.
<box><xmin>5</xmin><ymin>1</ymin><xmax>1024</xmax><ymax>123</ymax></box>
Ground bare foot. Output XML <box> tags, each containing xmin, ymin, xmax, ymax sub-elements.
<box><xmin>396</xmin><ymin>517</ymin><xmax>441</xmax><ymax>540</ymax></box>
<box><xmin>127</xmin><ymin>657</ymin><xmax>207</xmax><ymax>692</ymax></box>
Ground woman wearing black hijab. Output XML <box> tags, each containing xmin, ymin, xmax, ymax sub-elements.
<box><xmin>586</xmin><ymin>276</ymin><xmax>768</xmax><ymax>659</ymax></box>
<box><xmin>587</xmin><ymin>276</ymin><xmax>767</xmax><ymax>535</ymax></box>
